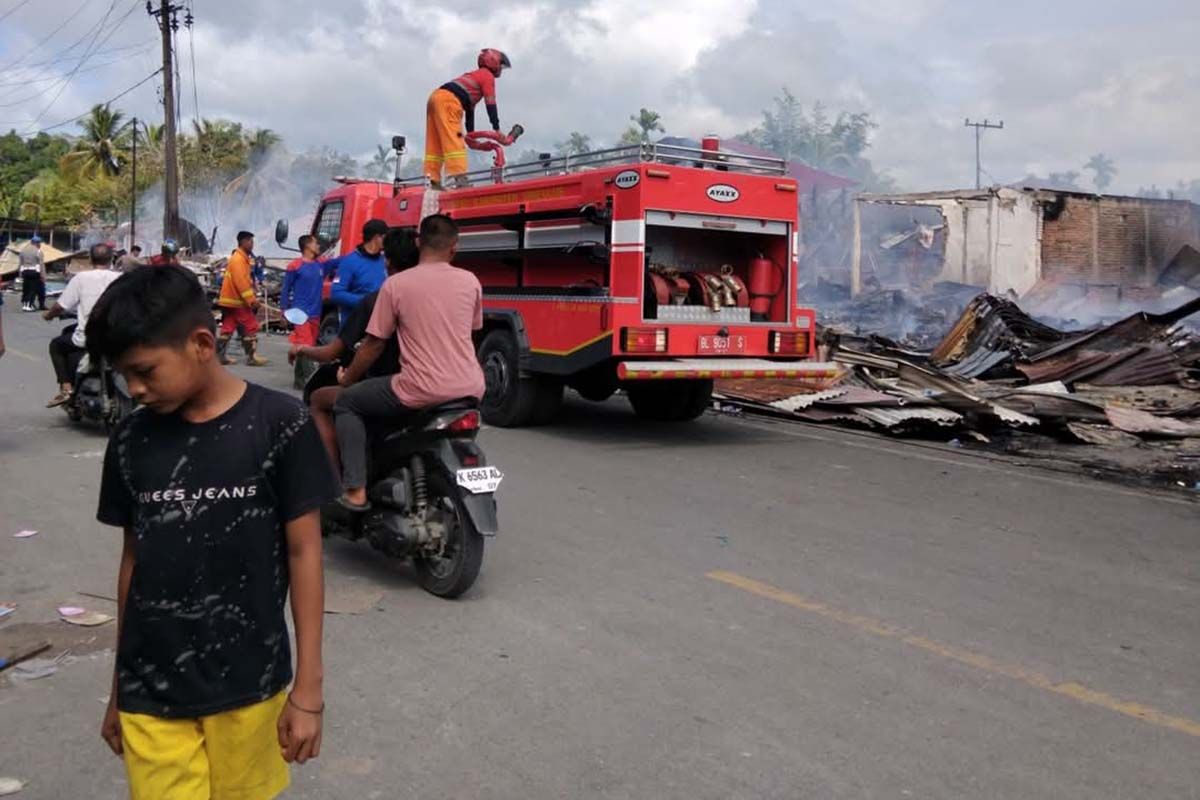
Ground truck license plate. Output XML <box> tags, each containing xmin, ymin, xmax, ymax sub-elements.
<box><xmin>697</xmin><ymin>334</ymin><xmax>746</xmax><ymax>354</ymax></box>
<box><xmin>456</xmin><ymin>466</ymin><xmax>504</xmax><ymax>494</ymax></box>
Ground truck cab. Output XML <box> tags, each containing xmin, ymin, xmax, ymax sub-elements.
<box><xmin>298</xmin><ymin>141</ymin><xmax>831</xmax><ymax>427</ymax></box>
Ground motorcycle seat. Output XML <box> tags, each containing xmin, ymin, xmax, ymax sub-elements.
<box><xmin>372</xmin><ymin>398</ymin><xmax>480</xmax><ymax>441</ymax></box>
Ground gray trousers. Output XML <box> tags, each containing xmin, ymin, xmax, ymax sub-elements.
<box><xmin>333</xmin><ymin>376</ymin><xmax>414</xmax><ymax>489</ymax></box>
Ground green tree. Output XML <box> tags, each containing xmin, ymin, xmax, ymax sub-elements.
<box><xmin>60</xmin><ymin>104</ymin><xmax>130</xmax><ymax>180</ymax></box>
<box><xmin>619</xmin><ymin>108</ymin><xmax>665</xmax><ymax>145</ymax></box>
<box><xmin>1083</xmin><ymin>153</ymin><xmax>1117</xmax><ymax>193</ymax></box>
<box><xmin>555</xmin><ymin>132</ymin><xmax>593</xmax><ymax>156</ymax></box>
<box><xmin>0</xmin><ymin>130</ymin><xmax>71</xmax><ymax>205</ymax></box>
<box><xmin>367</xmin><ymin>144</ymin><xmax>396</xmax><ymax>179</ymax></box>
<box><xmin>740</xmin><ymin>88</ymin><xmax>891</xmax><ymax>189</ymax></box>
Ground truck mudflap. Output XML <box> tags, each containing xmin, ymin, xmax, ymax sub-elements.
<box><xmin>617</xmin><ymin>358</ymin><xmax>843</xmax><ymax>381</ymax></box>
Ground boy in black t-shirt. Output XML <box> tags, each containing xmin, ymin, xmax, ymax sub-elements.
<box><xmin>87</xmin><ymin>266</ymin><xmax>338</xmax><ymax>800</ymax></box>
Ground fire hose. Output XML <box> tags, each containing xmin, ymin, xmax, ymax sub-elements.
<box><xmin>465</xmin><ymin>124</ymin><xmax>525</xmax><ymax>170</ymax></box>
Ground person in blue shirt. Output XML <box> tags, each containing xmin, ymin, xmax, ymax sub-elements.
<box><xmin>323</xmin><ymin>219</ymin><xmax>388</xmax><ymax>325</ymax></box>
<box><xmin>282</xmin><ymin>235</ymin><xmax>326</xmax><ymax>388</ymax></box>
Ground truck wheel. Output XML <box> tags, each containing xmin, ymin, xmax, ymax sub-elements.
<box><xmin>318</xmin><ymin>311</ymin><xmax>340</xmax><ymax>345</ymax></box>
<box><xmin>627</xmin><ymin>379</ymin><xmax>714</xmax><ymax>422</ymax></box>
<box><xmin>478</xmin><ymin>329</ymin><xmax>536</xmax><ymax>427</ymax></box>
<box><xmin>529</xmin><ymin>379</ymin><xmax>564</xmax><ymax>425</ymax></box>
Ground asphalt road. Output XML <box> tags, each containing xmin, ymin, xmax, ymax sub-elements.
<box><xmin>1</xmin><ymin>302</ymin><xmax>1198</xmax><ymax>799</ymax></box>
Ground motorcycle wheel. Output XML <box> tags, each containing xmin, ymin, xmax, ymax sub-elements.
<box><xmin>105</xmin><ymin>394</ymin><xmax>135</xmax><ymax>434</ymax></box>
<box><xmin>412</xmin><ymin>470</ymin><xmax>485</xmax><ymax>599</ymax></box>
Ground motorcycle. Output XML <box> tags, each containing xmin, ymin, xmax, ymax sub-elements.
<box><xmin>56</xmin><ymin>322</ymin><xmax>135</xmax><ymax>432</ymax></box>
<box><xmin>304</xmin><ymin>363</ymin><xmax>500</xmax><ymax>598</ymax></box>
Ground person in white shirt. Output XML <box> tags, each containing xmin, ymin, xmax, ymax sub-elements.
<box><xmin>42</xmin><ymin>243</ymin><xmax>122</xmax><ymax>407</ymax></box>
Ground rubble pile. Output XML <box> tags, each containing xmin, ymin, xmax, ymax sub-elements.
<box><xmin>716</xmin><ymin>293</ymin><xmax>1200</xmax><ymax>487</ymax></box>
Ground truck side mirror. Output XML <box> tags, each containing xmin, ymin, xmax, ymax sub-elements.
<box><xmin>274</xmin><ymin>219</ymin><xmax>289</xmax><ymax>245</ymax></box>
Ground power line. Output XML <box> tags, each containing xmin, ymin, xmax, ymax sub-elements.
<box><xmin>0</xmin><ymin>0</ymin><xmax>95</xmax><ymax>76</ymax></box>
<box><xmin>964</xmin><ymin>118</ymin><xmax>1004</xmax><ymax>189</ymax></box>
<box><xmin>186</xmin><ymin>1</ymin><xmax>199</xmax><ymax>124</ymax></box>
<box><xmin>0</xmin><ymin>0</ymin><xmax>35</xmax><ymax>24</ymax></box>
<box><xmin>0</xmin><ymin>48</ymin><xmax>154</xmax><ymax>99</ymax></box>
<box><xmin>4</xmin><ymin>40</ymin><xmax>150</xmax><ymax>78</ymax></box>
<box><xmin>22</xmin><ymin>0</ymin><xmax>141</xmax><ymax>131</ymax></box>
<box><xmin>6</xmin><ymin>68</ymin><xmax>162</xmax><ymax>135</ymax></box>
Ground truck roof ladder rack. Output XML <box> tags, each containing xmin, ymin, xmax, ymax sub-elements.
<box><xmin>394</xmin><ymin>142</ymin><xmax>789</xmax><ymax>191</ymax></box>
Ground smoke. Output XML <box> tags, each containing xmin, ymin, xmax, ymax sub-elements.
<box><xmin>133</xmin><ymin>144</ymin><xmax>357</xmax><ymax>258</ymax></box>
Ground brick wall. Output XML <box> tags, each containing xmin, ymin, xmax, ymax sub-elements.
<box><xmin>1041</xmin><ymin>194</ymin><xmax>1200</xmax><ymax>285</ymax></box>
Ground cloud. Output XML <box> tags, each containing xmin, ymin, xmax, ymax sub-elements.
<box><xmin>1</xmin><ymin>0</ymin><xmax>1197</xmax><ymax>195</ymax></box>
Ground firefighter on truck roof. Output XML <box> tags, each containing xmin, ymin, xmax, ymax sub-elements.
<box><xmin>424</xmin><ymin>48</ymin><xmax>511</xmax><ymax>189</ymax></box>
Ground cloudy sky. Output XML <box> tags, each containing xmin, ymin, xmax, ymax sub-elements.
<box><xmin>2</xmin><ymin>0</ymin><xmax>1198</xmax><ymax>194</ymax></box>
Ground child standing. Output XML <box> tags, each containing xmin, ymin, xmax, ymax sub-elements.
<box><xmin>282</xmin><ymin>234</ymin><xmax>325</xmax><ymax>389</ymax></box>
<box><xmin>88</xmin><ymin>265</ymin><xmax>338</xmax><ymax>799</ymax></box>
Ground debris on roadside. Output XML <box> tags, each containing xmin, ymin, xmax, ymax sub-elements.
<box><xmin>0</xmin><ymin>776</ymin><xmax>25</xmax><ymax>796</ymax></box>
<box><xmin>57</xmin><ymin>607</ymin><xmax>113</xmax><ymax>627</ymax></box>
<box><xmin>716</xmin><ymin>292</ymin><xmax>1200</xmax><ymax>489</ymax></box>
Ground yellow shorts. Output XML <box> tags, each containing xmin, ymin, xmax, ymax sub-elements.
<box><xmin>119</xmin><ymin>691</ymin><xmax>289</xmax><ymax>800</ymax></box>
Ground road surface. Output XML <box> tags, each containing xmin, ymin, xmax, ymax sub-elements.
<box><xmin>1</xmin><ymin>304</ymin><xmax>1198</xmax><ymax>799</ymax></box>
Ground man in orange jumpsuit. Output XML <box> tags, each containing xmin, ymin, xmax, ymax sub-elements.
<box><xmin>217</xmin><ymin>230</ymin><xmax>269</xmax><ymax>366</ymax></box>
<box><xmin>425</xmin><ymin>48</ymin><xmax>511</xmax><ymax>189</ymax></box>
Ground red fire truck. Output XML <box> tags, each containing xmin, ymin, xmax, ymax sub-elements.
<box><xmin>289</xmin><ymin>140</ymin><xmax>832</xmax><ymax>426</ymax></box>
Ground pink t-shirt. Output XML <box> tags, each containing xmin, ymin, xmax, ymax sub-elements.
<box><xmin>366</xmin><ymin>261</ymin><xmax>485</xmax><ymax>408</ymax></box>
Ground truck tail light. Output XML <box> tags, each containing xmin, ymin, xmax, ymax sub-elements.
<box><xmin>622</xmin><ymin>327</ymin><xmax>668</xmax><ymax>353</ymax></box>
<box><xmin>769</xmin><ymin>330</ymin><xmax>809</xmax><ymax>355</ymax></box>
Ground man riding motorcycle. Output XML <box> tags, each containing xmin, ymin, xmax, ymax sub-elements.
<box><xmin>332</xmin><ymin>214</ymin><xmax>484</xmax><ymax>511</ymax></box>
<box><xmin>43</xmin><ymin>243</ymin><xmax>121</xmax><ymax>407</ymax></box>
<box><xmin>290</xmin><ymin>229</ymin><xmax>418</xmax><ymax>474</ymax></box>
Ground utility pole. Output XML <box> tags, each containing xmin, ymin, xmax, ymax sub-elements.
<box><xmin>130</xmin><ymin>116</ymin><xmax>137</xmax><ymax>250</ymax></box>
<box><xmin>964</xmin><ymin>118</ymin><xmax>1004</xmax><ymax>189</ymax></box>
<box><xmin>148</xmin><ymin>1</ymin><xmax>185</xmax><ymax>242</ymax></box>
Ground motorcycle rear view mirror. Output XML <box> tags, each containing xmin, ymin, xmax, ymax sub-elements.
<box><xmin>274</xmin><ymin>219</ymin><xmax>289</xmax><ymax>245</ymax></box>
<box><xmin>283</xmin><ymin>308</ymin><xmax>309</xmax><ymax>326</ymax></box>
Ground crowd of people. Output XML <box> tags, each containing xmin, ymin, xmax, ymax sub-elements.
<box><xmin>0</xmin><ymin>208</ymin><xmax>485</xmax><ymax>798</ymax></box>
<box><xmin>0</xmin><ymin>46</ymin><xmax>506</xmax><ymax>799</ymax></box>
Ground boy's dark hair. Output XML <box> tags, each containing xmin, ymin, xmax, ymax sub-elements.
<box><xmin>91</xmin><ymin>242</ymin><xmax>114</xmax><ymax>265</ymax></box>
<box><xmin>237</xmin><ymin>230</ymin><xmax>254</xmax><ymax>245</ymax></box>
<box><xmin>86</xmin><ymin>265</ymin><xmax>216</xmax><ymax>362</ymax></box>
<box><xmin>298</xmin><ymin>234</ymin><xmax>315</xmax><ymax>251</ymax></box>
<box><xmin>130</xmin><ymin>245</ymin><xmax>142</xmax><ymax>253</ymax></box>
<box><xmin>362</xmin><ymin>218</ymin><xmax>388</xmax><ymax>241</ymax></box>
<box><xmin>383</xmin><ymin>228</ymin><xmax>419</xmax><ymax>273</ymax></box>
<box><xmin>418</xmin><ymin>214</ymin><xmax>458</xmax><ymax>252</ymax></box>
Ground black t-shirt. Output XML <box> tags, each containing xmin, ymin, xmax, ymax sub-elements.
<box><xmin>97</xmin><ymin>382</ymin><xmax>338</xmax><ymax>718</ymax></box>
<box><xmin>338</xmin><ymin>290</ymin><xmax>400</xmax><ymax>377</ymax></box>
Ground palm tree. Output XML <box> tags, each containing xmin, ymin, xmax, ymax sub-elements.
<box><xmin>1083</xmin><ymin>153</ymin><xmax>1117</xmax><ymax>193</ymax></box>
<box><xmin>556</xmin><ymin>132</ymin><xmax>593</xmax><ymax>156</ymax></box>
<box><xmin>61</xmin><ymin>104</ymin><xmax>130</xmax><ymax>179</ymax></box>
<box><xmin>619</xmin><ymin>108</ymin><xmax>665</xmax><ymax>145</ymax></box>
<box><xmin>368</xmin><ymin>144</ymin><xmax>396</xmax><ymax>178</ymax></box>
<box><xmin>245</xmin><ymin>128</ymin><xmax>281</xmax><ymax>167</ymax></box>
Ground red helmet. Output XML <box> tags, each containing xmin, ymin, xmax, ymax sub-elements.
<box><xmin>478</xmin><ymin>48</ymin><xmax>511</xmax><ymax>76</ymax></box>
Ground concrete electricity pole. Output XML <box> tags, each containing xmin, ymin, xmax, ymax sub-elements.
<box><xmin>148</xmin><ymin>1</ymin><xmax>185</xmax><ymax>242</ymax></box>
<box><xmin>964</xmin><ymin>118</ymin><xmax>1004</xmax><ymax>189</ymax></box>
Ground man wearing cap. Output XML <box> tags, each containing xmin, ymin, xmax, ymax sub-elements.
<box><xmin>322</xmin><ymin>219</ymin><xmax>388</xmax><ymax>326</ymax></box>
<box><xmin>19</xmin><ymin>235</ymin><xmax>46</xmax><ymax>311</ymax></box>
<box><xmin>115</xmin><ymin>245</ymin><xmax>144</xmax><ymax>272</ymax></box>
<box><xmin>149</xmin><ymin>239</ymin><xmax>181</xmax><ymax>267</ymax></box>
<box><xmin>216</xmin><ymin>231</ymin><xmax>269</xmax><ymax>366</ymax></box>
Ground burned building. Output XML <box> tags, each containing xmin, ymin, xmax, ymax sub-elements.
<box><xmin>849</xmin><ymin>188</ymin><xmax>1200</xmax><ymax>305</ymax></box>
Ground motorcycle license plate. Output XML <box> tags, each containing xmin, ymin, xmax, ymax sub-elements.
<box><xmin>456</xmin><ymin>466</ymin><xmax>504</xmax><ymax>494</ymax></box>
<box><xmin>697</xmin><ymin>334</ymin><xmax>746</xmax><ymax>354</ymax></box>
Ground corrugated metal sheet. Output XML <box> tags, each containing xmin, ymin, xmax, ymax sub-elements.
<box><xmin>855</xmin><ymin>407</ymin><xmax>963</xmax><ymax>428</ymax></box>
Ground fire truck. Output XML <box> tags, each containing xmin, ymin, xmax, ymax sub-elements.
<box><xmin>289</xmin><ymin>139</ymin><xmax>831</xmax><ymax>427</ymax></box>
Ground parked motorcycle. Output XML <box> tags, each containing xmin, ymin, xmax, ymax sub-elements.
<box><xmin>305</xmin><ymin>364</ymin><xmax>499</xmax><ymax>598</ymax></box>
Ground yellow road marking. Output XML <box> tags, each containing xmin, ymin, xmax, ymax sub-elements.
<box><xmin>706</xmin><ymin>570</ymin><xmax>1200</xmax><ymax>739</ymax></box>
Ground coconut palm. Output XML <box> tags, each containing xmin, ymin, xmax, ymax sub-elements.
<box><xmin>368</xmin><ymin>144</ymin><xmax>396</xmax><ymax>178</ymax></box>
<box><xmin>619</xmin><ymin>108</ymin><xmax>665</xmax><ymax>145</ymax></box>
<box><xmin>61</xmin><ymin>104</ymin><xmax>130</xmax><ymax>179</ymax></box>
<box><xmin>556</xmin><ymin>132</ymin><xmax>593</xmax><ymax>156</ymax></box>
